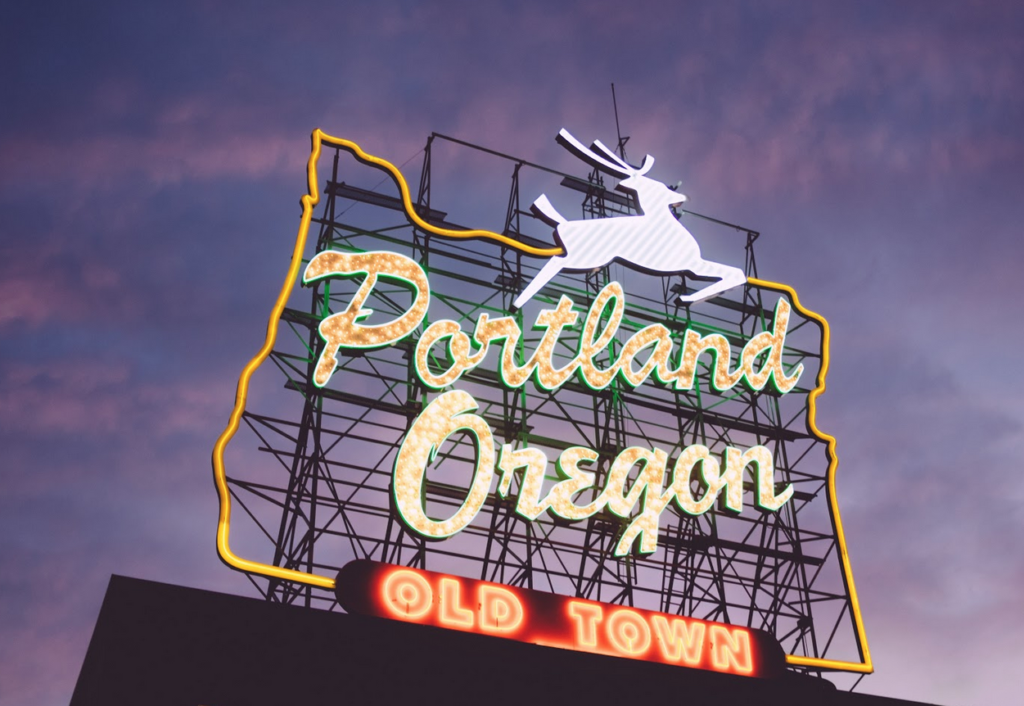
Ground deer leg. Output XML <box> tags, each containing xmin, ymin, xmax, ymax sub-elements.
<box><xmin>513</xmin><ymin>256</ymin><xmax>567</xmax><ymax>310</ymax></box>
<box><xmin>678</xmin><ymin>260</ymin><xmax>747</xmax><ymax>304</ymax></box>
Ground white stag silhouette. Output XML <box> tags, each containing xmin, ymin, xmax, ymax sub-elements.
<box><xmin>514</xmin><ymin>129</ymin><xmax>746</xmax><ymax>310</ymax></box>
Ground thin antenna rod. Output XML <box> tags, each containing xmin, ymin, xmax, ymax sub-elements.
<box><xmin>611</xmin><ymin>83</ymin><xmax>629</xmax><ymax>161</ymax></box>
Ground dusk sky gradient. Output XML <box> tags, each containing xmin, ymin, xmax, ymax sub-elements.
<box><xmin>2</xmin><ymin>2</ymin><xmax>1023</xmax><ymax>704</ymax></box>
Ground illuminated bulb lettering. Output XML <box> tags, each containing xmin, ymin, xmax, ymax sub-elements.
<box><xmin>393</xmin><ymin>390</ymin><xmax>495</xmax><ymax>538</ymax></box>
<box><xmin>303</xmin><ymin>248</ymin><xmax>802</xmax><ymax>396</ymax></box>
<box><xmin>301</xmin><ymin>249</ymin><xmax>806</xmax><ymax>551</ymax></box>
<box><xmin>544</xmin><ymin>447</ymin><xmax>604</xmax><ymax>521</ymax></box>
<box><xmin>740</xmin><ymin>329</ymin><xmax>775</xmax><ymax>390</ymax></box>
<box><xmin>762</xmin><ymin>298</ymin><xmax>803</xmax><ymax>393</ymax></box>
<box><xmin>709</xmin><ymin>625</ymin><xmax>753</xmax><ymax>674</ymax></box>
<box><xmin>672</xmin><ymin>332</ymin><xmax>742</xmax><ymax>391</ymax></box>
<box><xmin>302</xmin><ymin>250</ymin><xmax>429</xmax><ymax>388</ymax></box>
<box><xmin>715</xmin><ymin>447</ymin><xmax>746</xmax><ymax>513</ymax></box>
<box><xmin>413</xmin><ymin>285</ymin><xmax>801</xmax><ymax>395</ymax></box>
<box><xmin>726</xmin><ymin>445</ymin><xmax>794</xmax><ymax>511</ymax></box>
<box><xmin>474</xmin><ymin>315</ymin><xmax>531</xmax><ymax>387</ymax></box>
<box><xmin>568</xmin><ymin>601</ymin><xmax>603</xmax><ymax>648</ymax></box>
<box><xmin>651</xmin><ymin>615</ymin><xmax>705</xmax><ymax>665</ymax></box>
<box><xmin>617</xmin><ymin>323</ymin><xmax>674</xmax><ymax>387</ymax></box>
<box><xmin>498</xmin><ymin>444</ymin><xmax>549</xmax><ymax>521</ymax></box>
<box><xmin>606</xmin><ymin>609</ymin><xmax>652</xmax><ymax>655</ymax></box>
<box><xmin>605</xmin><ymin>447</ymin><xmax>666</xmax><ymax>518</ymax></box>
<box><xmin>575</xmin><ymin>283</ymin><xmax>624</xmax><ymax>389</ymax></box>
<box><xmin>605</xmin><ymin>447</ymin><xmax>671</xmax><ymax>556</ymax></box>
<box><xmin>672</xmin><ymin>445</ymin><xmax>724</xmax><ymax>516</ymax></box>
<box><xmin>415</xmin><ymin>320</ymin><xmax>485</xmax><ymax>389</ymax></box>
<box><xmin>527</xmin><ymin>296</ymin><xmax>580</xmax><ymax>390</ymax></box>
<box><xmin>301</xmin><ymin>247</ymin><xmax>798</xmax><ymax>393</ymax></box>
<box><xmin>669</xmin><ymin>330</ymin><xmax>704</xmax><ymax>390</ymax></box>
<box><xmin>439</xmin><ymin>578</ymin><xmax>474</xmax><ymax>628</ymax></box>
<box><xmin>396</xmin><ymin>392</ymin><xmax>790</xmax><ymax>553</ymax></box>
<box><xmin>671</xmin><ymin>444</ymin><xmax>781</xmax><ymax>516</ymax></box>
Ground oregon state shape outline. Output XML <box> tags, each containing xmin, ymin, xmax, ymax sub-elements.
<box><xmin>211</xmin><ymin>128</ymin><xmax>872</xmax><ymax>674</ymax></box>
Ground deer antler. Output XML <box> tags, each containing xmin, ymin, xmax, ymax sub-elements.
<box><xmin>591</xmin><ymin>139</ymin><xmax>656</xmax><ymax>178</ymax></box>
<box><xmin>590</xmin><ymin>139</ymin><xmax>631</xmax><ymax>171</ymax></box>
<box><xmin>557</xmin><ymin>129</ymin><xmax>654</xmax><ymax>177</ymax></box>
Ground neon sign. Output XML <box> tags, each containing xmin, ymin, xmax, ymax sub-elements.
<box><xmin>210</xmin><ymin>129</ymin><xmax>874</xmax><ymax>676</ymax></box>
<box><xmin>514</xmin><ymin>129</ymin><xmax>747</xmax><ymax>307</ymax></box>
<box><xmin>336</xmin><ymin>560</ymin><xmax>787</xmax><ymax>679</ymax></box>
<box><xmin>301</xmin><ymin>251</ymin><xmax>801</xmax><ymax>554</ymax></box>
<box><xmin>392</xmin><ymin>389</ymin><xmax>794</xmax><ymax>554</ymax></box>
<box><xmin>302</xmin><ymin>251</ymin><xmax>802</xmax><ymax>395</ymax></box>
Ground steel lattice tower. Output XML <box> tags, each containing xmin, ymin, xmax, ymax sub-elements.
<box><xmin>220</xmin><ymin>132</ymin><xmax>866</xmax><ymax>675</ymax></box>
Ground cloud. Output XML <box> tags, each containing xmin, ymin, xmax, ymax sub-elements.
<box><xmin>0</xmin><ymin>117</ymin><xmax>308</xmax><ymax>191</ymax></box>
<box><xmin>0</xmin><ymin>360</ymin><xmax>234</xmax><ymax>450</ymax></box>
<box><xmin>827</xmin><ymin>335</ymin><xmax>1024</xmax><ymax>653</ymax></box>
<box><xmin>0</xmin><ymin>453</ymin><xmax>245</xmax><ymax>706</ymax></box>
<box><xmin>0</xmin><ymin>243</ymin><xmax>132</xmax><ymax>330</ymax></box>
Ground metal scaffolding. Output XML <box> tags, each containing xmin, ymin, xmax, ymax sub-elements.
<box><xmin>222</xmin><ymin>132</ymin><xmax>865</xmax><ymax>673</ymax></box>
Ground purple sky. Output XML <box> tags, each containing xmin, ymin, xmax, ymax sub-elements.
<box><xmin>2</xmin><ymin>1</ymin><xmax>1023</xmax><ymax>703</ymax></box>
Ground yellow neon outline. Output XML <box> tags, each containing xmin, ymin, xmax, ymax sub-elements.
<box><xmin>323</xmin><ymin>131</ymin><xmax>562</xmax><ymax>257</ymax></box>
<box><xmin>748</xmin><ymin>276</ymin><xmax>873</xmax><ymax>674</ymax></box>
<box><xmin>212</xmin><ymin>129</ymin><xmax>556</xmax><ymax>591</ymax></box>
<box><xmin>210</xmin><ymin>129</ymin><xmax>871</xmax><ymax>673</ymax></box>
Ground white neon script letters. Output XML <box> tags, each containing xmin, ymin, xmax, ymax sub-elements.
<box><xmin>303</xmin><ymin>250</ymin><xmax>801</xmax><ymax>555</ymax></box>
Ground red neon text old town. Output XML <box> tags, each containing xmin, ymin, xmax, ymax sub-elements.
<box><xmin>335</xmin><ymin>560</ymin><xmax>786</xmax><ymax>678</ymax></box>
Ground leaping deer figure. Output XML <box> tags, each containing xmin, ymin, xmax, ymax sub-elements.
<box><xmin>514</xmin><ymin>129</ymin><xmax>746</xmax><ymax>310</ymax></box>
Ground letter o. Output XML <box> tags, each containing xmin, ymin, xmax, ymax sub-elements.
<box><xmin>393</xmin><ymin>390</ymin><xmax>496</xmax><ymax>538</ymax></box>
<box><xmin>382</xmin><ymin>569</ymin><xmax>432</xmax><ymax>619</ymax></box>
<box><xmin>606</xmin><ymin>609</ymin><xmax>652</xmax><ymax>655</ymax></box>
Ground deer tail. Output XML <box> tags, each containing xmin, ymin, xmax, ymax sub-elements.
<box><xmin>531</xmin><ymin>194</ymin><xmax>567</xmax><ymax>226</ymax></box>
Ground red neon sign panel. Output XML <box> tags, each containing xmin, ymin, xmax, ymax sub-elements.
<box><xmin>335</xmin><ymin>560</ymin><xmax>786</xmax><ymax>678</ymax></box>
